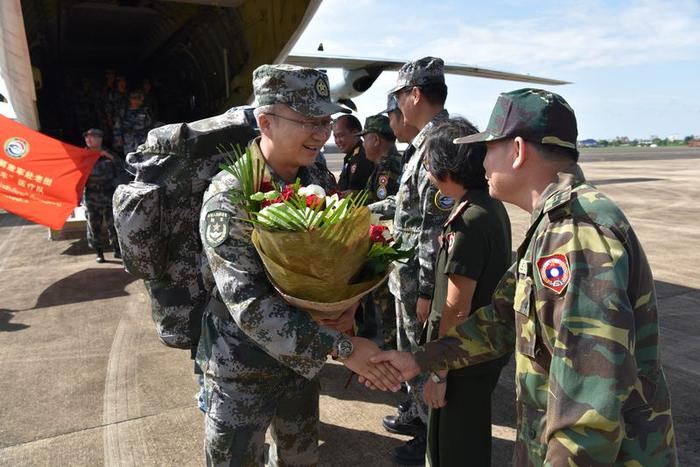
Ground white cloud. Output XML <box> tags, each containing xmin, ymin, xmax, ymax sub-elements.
<box><xmin>416</xmin><ymin>0</ymin><xmax>700</xmax><ymax>72</ymax></box>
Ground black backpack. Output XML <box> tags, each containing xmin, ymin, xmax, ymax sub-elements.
<box><xmin>113</xmin><ymin>106</ymin><xmax>258</xmax><ymax>349</ymax></box>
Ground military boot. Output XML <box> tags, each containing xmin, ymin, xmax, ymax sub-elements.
<box><xmin>95</xmin><ymin>248</ymin><xmax>105</xmax><ymax>263</ymax></box>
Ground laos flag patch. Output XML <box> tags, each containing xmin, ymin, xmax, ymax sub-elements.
<box><xmin>536</xmin><ymin>253</ymin><xmax>570</xmax><ymax>294</ymax></box>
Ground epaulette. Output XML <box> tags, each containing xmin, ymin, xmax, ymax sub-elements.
<box><xmin>543</xmin><ymin>186</ymin><xmax>573</xmax><ymax>222</ymax></box>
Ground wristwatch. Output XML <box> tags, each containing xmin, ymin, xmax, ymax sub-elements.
<box><xmin>430</xmin><ymin>372</ymin><xmax>447</xmax><ymax>384</ymax></box>
<box><xmin>333</xmin><ymin>336</ymin><xmax>354</xmax><ymax>361</ymax></box>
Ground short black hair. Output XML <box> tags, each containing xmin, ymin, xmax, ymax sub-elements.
<box><xmin>417</xmin><ymin>83</ymin><xmax>447</xmax><ymax>107</ymax></box>
<box><xmin>425</xmin><ymin>118</ymin><xmax>487</xmax><ymax>190</ymax></box>
<box><xmin>527</xmin><ymin>141</ymin><xmax>579</xmax><ymax>163</ymax></box>
<box><xmin>335</xmin><ymin>114</ymin><xmax>362</xmax><ymax>133</ymax></box>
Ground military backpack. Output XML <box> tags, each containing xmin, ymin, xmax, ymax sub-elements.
<box><xmin>113</xmin><ymin>107</ymin><xmax>258</xmax><ymax>349</ymax></box>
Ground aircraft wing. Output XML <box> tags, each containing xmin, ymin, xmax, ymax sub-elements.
<box><xmin>285</xmin><ymin>54</ymin><xmax>570</xmax><ymax>86</ymax></box>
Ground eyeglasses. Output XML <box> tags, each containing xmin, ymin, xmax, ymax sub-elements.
<box><xmin>265</xmin><ymin>112</ymin><xmax>332</xmax><ymax>134</ymax></box>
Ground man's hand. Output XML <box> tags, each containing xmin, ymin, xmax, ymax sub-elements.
<box><xmin>423</xmin><ymin>378</ymin><xmax>447</xmax><ymax>409</ymax></box>
<box><xmin>342</xmin><ymin>337</ymin><xmax>402</xmax><ymax>392</ymax></box>
<box><xmin>320</xmin><ymin>302</ymin><xmax>358</xmax><ymax>333</ymax></box>
<box><xmin>369</xmin><ymin>350</ymin><xmax>421</xmax><ymax>382</ymax></box>
<box><xmin>416</xmin><ymin>297</ymin><xmax>431</xmax><ymax>323</ymax></box>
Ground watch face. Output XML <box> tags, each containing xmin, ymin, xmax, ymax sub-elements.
<box><xmin>338</xmin><ymin>339</ymin><xmax>353</xmax><ymax>359</ymax></box>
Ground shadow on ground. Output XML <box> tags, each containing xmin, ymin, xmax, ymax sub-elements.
<box><xmin>2</xmin><ymin>267</ymin><xmax>137</xmax><ymax>313</ymax></box>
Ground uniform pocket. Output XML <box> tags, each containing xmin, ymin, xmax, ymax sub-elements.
<box><xmin>514</xmin><ymin>277</ymin><xmax>537</xmax><ymax>358</ymax></box>
<box><xmin>113</xmin><ymin>181</ymin><xmax>167</xmax><ymax>280</ymax></box>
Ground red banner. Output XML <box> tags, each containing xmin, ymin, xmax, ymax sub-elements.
<box><xmin>0</xmin><ymin>115</ymin><xmax>100</xmax><ymax>229</ymax></box>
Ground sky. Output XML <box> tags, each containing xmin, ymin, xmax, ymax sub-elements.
<box><xmin>290</xmin><ymin>0</ymin><xmax>700</xmax><ymax>140</ymax></box>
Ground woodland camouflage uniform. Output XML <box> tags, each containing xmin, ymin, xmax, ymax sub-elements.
<box><xmin>416</xmin><ymin>89</ymin><xmax>677</xmax><ymax>466</ymax></box>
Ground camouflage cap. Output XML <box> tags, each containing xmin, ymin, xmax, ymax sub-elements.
<box><xmin>381</xmin><ymin>94</ymin><xmax>400</xmax><ymax>114</ymax></box>
<box><xmin>389</xmin><ymin>56</ymin><xmax>445</xmax><ymax>94</ymax></box>
<box><xmin>83</xmin><ymin>128</ymin><xmax>104</xmax><ymax>138</ymax></box>
<box><xmin>356</xmin><ymin>114</ymin><xmax>394</xmax><ymax>137</ymax></box>
<box><xmin>253</xmin><ymin>64</ymin><xmax>349</xmax><ymax>117</ymax></box>
<box><xmin>454</xmin><ymin>88</ymin><xmax>578</xmax><ymax>149</ymax></box>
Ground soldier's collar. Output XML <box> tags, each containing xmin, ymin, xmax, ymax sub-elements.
<box><xmin>411</xmin><ymin>109</ymin><xmax>449</xmax><ymax>149</ymax></box>
<box><xmin>350</xmin><ymin>141</ymin><xmax>362</xmax><ymax>157</ymax></box>
<box><xmin>531</xmin><ymin>164</ymin><xmax>586</xmax><ymax>221</ymax></box>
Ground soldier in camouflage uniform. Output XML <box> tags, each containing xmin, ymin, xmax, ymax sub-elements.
<box><xmin>382</xmin><ymin>94</ymin><xmax>419</xmax><ymax>166</ymax></box>
<box><xmin>113</xmin><ymin>90</ymin><xmax>153</xmax><ymax>156</ymax></box>
<box><xmin>370</xmin><ymin>89</ymin><xmax>678</xmax><ymax>466</ymax></box>
<box><xmin>370</xmin><ymin>57</ymin><xmax>452</xmax><ymax>464</ymax></box>
<box><xmin>197</xmin><ymin>64</ymin><xmax>401</xmax><ymax>467</ymax></box>
<box><xmin>357</xmin><ymin>114</ymin><xmax>402</xmax><ymax>349</ymax></box>
<box><xmin>83</xmin><ymin>128</ymin><xmax>121</xmax><ymax>263</ymax></box>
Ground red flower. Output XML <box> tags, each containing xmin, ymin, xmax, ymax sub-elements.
<box><xmin>306</xmin><ymin>194</ymin><xmax>323</xmax><ymax>209</ymax></box>
<box><xmin>259</xmin><ymin>181</ymin><xmax>275</xmax><ymax>193</ymax></box>
<box><xmin>280</xmin><ymin>186</ymin><xmax>295</xmax><ymax>201</ymax></box>
<box><xmin>369</xmin><ymin>224</ymin><xmax>390</xmax><ymax>243</ymax></box>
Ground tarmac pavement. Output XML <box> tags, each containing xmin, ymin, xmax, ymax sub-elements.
<box><xmin>1</xmin><ymin>147</ymin><xmax>698</xmax><ymax>466</ymax></box>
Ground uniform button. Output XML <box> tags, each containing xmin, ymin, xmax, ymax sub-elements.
<box><xmin>529</xmin><ymin>428</ymin><xmax>537</xmax><ymax>440</ymax></box>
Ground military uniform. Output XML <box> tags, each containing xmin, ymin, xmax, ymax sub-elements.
<box><xmin>197</xmin><ymin>64</ymin><xmax>349</xmax><ymax>467</ymax></box>
<box><xmin>371</xmin><ymin>108</ymin><xmax>451</xmax><ymax>423</ymax></box>
<box><xmin>358</xmin><ymin>114</ymin><xmax>403</xmax><ymax>347</ymax></box>
<box><xmin>114</xmin><ymin>106</ymin><xmax>153</xmax><ymax>155</ymax></box>
<box><xmin>415</xmin><ymin>89</ymin><xmax>677</xmax><ymax>466</ymax></box>
<box><xmin>371</xmin><ymin>58</ymin><xmax>453</xmax><ymax>434</ymax></box>
<box><xmin>84</xmin><ymin>151</ymin><xmax>120</xmax><ymax>252</ymax></box>
<box><xmin>337</xmin><ymin>141</ymin><xmax>374</xmax><ymax>192</ymax></box>
<box><xmin>424</xmin><ymin>190</ymin><xmax>512</xmax><ymax>467</ymax></box>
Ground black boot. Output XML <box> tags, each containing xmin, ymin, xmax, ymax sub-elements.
<box><xmin>392</xmin><ymin>434</ymin><xmax>427</xmax><ymax>465</ymax></box>
<box><xmin>113</xmin><ymin>245</ymin><xmax>122</xmax><ymax>259</ymax></box>
<box><xmin>95</xmin><ymin>248</ymin><xmax>105</xmax><ymax>263</ymax></box>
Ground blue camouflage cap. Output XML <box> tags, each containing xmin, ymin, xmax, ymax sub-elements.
<box><xmin>381</xmin><ymin>94</ymin><xmax>400</xmax><ymax>114</ymax></box>
<box><xmin>253</xmin><ymin>64</ymin><xmax>349</xmax><ymax>118</ymax></box>
<box><xmin>389</xmin><ymin>56</ymin><xmax>445</xmax><ymax>94</ymax></box>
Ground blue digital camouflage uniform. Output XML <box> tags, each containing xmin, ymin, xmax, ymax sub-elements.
<box><xmin>370</xmin><ymin>109</ymin><xmax>451</xmax><ymax>422</ymax></box>
<box><xmin>114</xmin><ymin>106</ymin><xmax>153</xmax><ymax>155</ymax></box>
<box><xmin>84</xmin><ymin>152</ymin><xmax>120</xmax><ymax>251</ymax></box>
<box><xmin>415</xmin><ymin>166</ymin><xmax>677</xmax><ymax>466</ymax></box>
<box><xmin>198</xmin><ymin>139</ymin><xmax>341</xmax><ymax>466</ymax></box>
<box><xmin>197</xmin><ymin>63</ymin><xmax>349</xmax><ymax>467</ymax></box>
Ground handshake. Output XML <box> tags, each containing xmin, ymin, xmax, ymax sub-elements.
<box><xmin>320</xmin><ymin>304</ymin><xmax>422</xmax><ymax>391</ymax></box>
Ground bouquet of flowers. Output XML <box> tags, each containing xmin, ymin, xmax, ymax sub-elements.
<box><xmin>222</xmin><ymin>146</ymin><xmax>413</xmax><ymax>320</ymax></box>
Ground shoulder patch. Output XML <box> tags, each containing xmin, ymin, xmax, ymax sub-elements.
<box><xmin>350</xmin><ymin>163</ymin><xmax>358</xmax><ymax>174</ymax></box>
<box><xmin>434</xmin><ymin>191</ymin><xmax>455</xmax><ymax>211</ymax></box>
<box><xmin>378</xmin><ymin>174</ymin><xmax>389</xmax><ymax>186</ymax></box>
<box><xmin>536</xmin><ymin>253</ymin><xmax>570</xmax><ymax>294</ymax></box>
<box><xmin>204</xmin><ymin>211</ymin><xmax>230</xmax><ymax>247</ymax></box>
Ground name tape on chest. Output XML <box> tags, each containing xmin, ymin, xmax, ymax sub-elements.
<box><xmin>536</xmin><ymin>253</ymin><xmax>570</xmax><ymax>294</ymax></box>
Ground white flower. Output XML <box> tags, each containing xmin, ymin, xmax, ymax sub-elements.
<box><xmin>257</xmin><ymin>203</ymin><xmax>291</xmax><ymax>228</ymax></box>
<box><xmin>298</xmin><ymin>184</ymin><xmax>326</xmax><ymax>198</ymax></box>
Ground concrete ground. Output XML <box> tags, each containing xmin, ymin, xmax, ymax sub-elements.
<box><xmin>1</xmin><ymin>147</ymin><xmax>698</xmax><ymax>466</ymax></box>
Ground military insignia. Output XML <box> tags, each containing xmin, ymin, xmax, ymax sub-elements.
<box><xmin>536</xmin><ymin>253</ymin><xmax>570</xmax><ymax>294</ymax></box>
<box><xmin>446</xmin><ymin>232</ymin><xmax>455</xmax><ymax>253</ymax></box>
<box><xmin>315</xmin><ymin>77</ymin><xmax>330</xmax><ymax>98</ymax></box>
<box><xmin>204</xmin><ymin>211</ymin><xmax>230</xmax><ymax>247</ymax></box>
<box><xmin>376</xmin><ymin>186</ymin><xmax>387</xmax><ymax>200</ymax></box>
<box><xmin>378</xmin><ymin>174</ymin><xmax>389</xmax><ymax>186</ymax></box>
<box><xmin>350</xmin><ymin>164</ymin><xmax>357</xmax><ymax>174</ymax></box>
<box><xmin>434</xmin><ymin>191</ymin><xmax>455</xmax><ymax>211</ymax></box>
